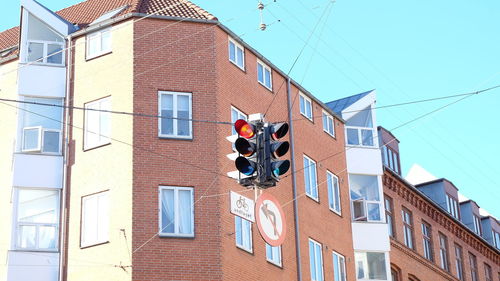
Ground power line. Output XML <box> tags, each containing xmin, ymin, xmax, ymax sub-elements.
<box><xmin>262</xmin><ymin>0</ymin><xmax>336</xmax><ymax>117</ymax></box>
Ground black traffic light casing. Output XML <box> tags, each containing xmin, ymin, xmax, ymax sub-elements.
<box><xmin>260</xmin><ymin>122</ymin><xmax>290</xmax><ymax>188</ymax></box>
<box><xmin>233</xmin><ymin>119</ymin><xmax>260</xmax><ymax>186</ymax></box>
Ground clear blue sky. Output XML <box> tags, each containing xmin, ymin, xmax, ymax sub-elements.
<box><xmin>2</xmin><ymin>0</ymin><xmax>499</xmax><ymax>217</ymax></box>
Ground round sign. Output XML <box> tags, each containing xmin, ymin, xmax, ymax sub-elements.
<box><xmin>255</xmin><ymin>192</ymin><xmax>286</xmax><ymax>247</ymax></box>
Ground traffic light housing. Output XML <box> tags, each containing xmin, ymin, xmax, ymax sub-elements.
<box><xmin>261</xmin><ymin>122</ymin><xmax>290</xmax><ymax>187</ymax></box>
<box><xmin>231</xmin><ymin>119</ymin><xmax>259</xmax><ymax>186</ymax></box>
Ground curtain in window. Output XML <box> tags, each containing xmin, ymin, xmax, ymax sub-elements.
<box><xmin>178</xmin><ymin>190</ymin><xmax>192</xmax><ymax>234</ymax></box>
<box><xmin>177</xmin><ymin>95</ymin><xmax>190</xmax><ymax>136</ymax></box>
<box><xmin>160</xmin><ymin>95</ymin><xmax>174</xmax><ymax>135</ymax></box>
<box><xmin>161</xmin><ymin>189</ymin><xmax>175</xmax><ymax>233</ymax></box>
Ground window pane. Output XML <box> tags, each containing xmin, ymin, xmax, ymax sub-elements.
<box><xmin>367</xmin><ymin>203</ymin><xmax>381</xmax><ymax>221</ymax></box>
<box><xmin>97</xmin><ymin>194</ymin><xmax>109</xmax><ymax>242</ymax></box>
<box><xmin>18</xmin><ymin>189</ymin><xmax>58</xmax><ymax>224</ymax></box>
<box><xmin>82</xmin><ymin>196</ymin><xmax>98</xmax><ymax>244</ymax></box>
<box><xmin>228</xmin><ymin>41</ymin><xmax>235</xmax><ymax>62</ymax></box>
<box><xmin>367</xmin><ymin>252</ymin><xmax>387</xmax><ymax>279</ymax></box>
<box><xmin>28</xmin><ymin>42</ymin><xmax>44</xmax><ymax>62</ymax></box>
<box><xmin>304</xmin><ymin>158</ymin><xmax>311</xmax><ymax>195</ymax></box>
<box><xmin>349</xmin><ymin>174</ymin><xmax>380</xmax><ymax>201</ymax></box>
<box><xmin>101</xmin><ymin>30</ymin><xmax>111</xmax><ymax>52</ymax></box>
<box><xmin>177</xmin><ymin>95</ymin><xmax>190</xmax><ymax>136</ymax></box>
<box><xmin>47</xmin><ymin>44</ymin><xmax>63</xmax><ymax>64</ymax></box>
<box><xmin>300</xmin><ymin>96</ymin><xmax>305</xmax><ymax>115</ymax></box>
<box><xmin>161</xmin><ymin>189</ymin><xmax>175</xmax><ymax>233</ymax></box>
<box><xmin>88</xmin><ymin>34</ymin><xmax>100</xmax><ymax>56</ymax></box>
<box><xmin>236</xmin><ymin>47</ymin><xmax>243</xmax><ymax>67</ymax></box>
<box><xmin>23</xmin><ymin>98</ymin><xmax>63</xmax><ymax>129</ymax></box>
<box><xmin>257</xmin><ymin>63</ymin><xmax>264</xmax><ymax>83</ymax></box>
<box><xmin>265</xmin><ymin>68</ymin><xmax>271</xmax><ymax>88</ymax></box>
<box><xmin>235</xmin><ymin>216</ymin><xmax>242</xmax><ymax>246</ymax></box>
<box><xmin>309</xmin><ymin>241</ymin><xmax>317</xmax><ymax>280</ymax></box>
<box><xmin>23</xmin><ymin>127</ymin><xmax>40</xmax><ymax>151</ymax></box>
<box><xmin>38</xmin><ymin>226</ymin><xmax>57</xmax><ymax>249</ymax></box>
<box><xmin>311</xmin><ymin>162</ymin><xmax>317</xmax><ymax>198</ymax></box>
<box><xmin>178</xmin><ymin>190</ymin><xmax>192</xmax><ymax>234</ymax></box>
<box><xmin>347</xmin><ymin>128</ymin><xmax>359</xmax><ymax>145</ymax></box>
<box><xmin>18</xmin><ymin>225</ymin><xmax>36</xmax><ymax>249</ymax></box>
<box><xmin>361</xmin><ymin>129</ymin><xmax>374</xmax><ymax>146</ymax></box>
<box><xmin>43</xmin><ymin>130</ymin><xmax>60</xmax><ymax>153</ymax></box>
<box><xmin>160</xmin><ymin>94</ymin><xmax>174</xmax><ymax>135</ymax></box>
<box><xmin>305</xmin><ymin>100</ymin><xmax>312</xmax><ymax>118</ymax></box>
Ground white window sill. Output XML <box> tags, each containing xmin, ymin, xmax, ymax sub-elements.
<box><xmin>15</xmin><ymin>151</ymin><xmax>62</xmax><ymax>156</ymax></box>
<box><xmin>11</xmin><ymin>248</ymin><xmax>58</xmax><ymax>253</ymax></box>
<box><xmin>306</xmin><ymin>193</ymin><xmax>319</xmax><ymax>202</ymax></box>
<box><xmin>300</xmin><ymin>113</ymin><xmax>313</xmax><ymax>122</ymax></box>
<box><xmin>329</xmin><ymin>208</ymin><xmax>342</xmax><ymax>217</ymax></box>
<box><xmin>229</xmin><ymin>60</ymin><xmax>245</xmax><ymax>71</ymax></box>
<box><xmin>86</xmin><ymin>50</ymin><xmax>112</xmax><ymax>61</ymax></box>
<box><xmin>258</xmin><ymin>81</ymin><xmax>273</xmax><ymax>91</ymax></box>
<box><xmin>84</xmin><ymin>142</ymin><xmax>111</xmax><ymax>151</ymax></box>
<box><xmin>236</xmin><ymin>244</ymin><xmax>253</xmax><ymax>254</ymax></box>
<box><xmin>346</xmin><ymin>144</ymin><xmax>378</xmax><ymax>149</ymax></box>
<box><xmin>266</xmin><ymin>258</ymin><xmax>282</xmax><ymax>268</ymax></box>
<box><xmin>323</xmin><ymin>129</ymin><xmax>336</xmax><ymax>138</ymax></box>
<box><xmin>159</xmin><ymin>233</ymin><xmax>194</xmax><ymax>238</ymax></box>
<box><xmin>20</xmin><ymin>61</ymin><xmax>65</xmax><ymax>67</ymax></box>
<box><xmin>158</xmin><ymin>134</ymin><xmax>193</xmax><ymax>140</ymax></box>
<box><xmin>80</xmin><ymin>240</ymin><xmax>109</xmax><ymax>249</ymax></box>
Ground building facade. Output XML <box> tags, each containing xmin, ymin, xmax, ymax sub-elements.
<box><xmin>0</xmin><ymin>0</ymin><xmax>498</xmax><ymax>281</ymax></box>
<box><xmin>378</xmin><ymin>127</ymin><xmax>500</xmax><ymax>281</ymax></box>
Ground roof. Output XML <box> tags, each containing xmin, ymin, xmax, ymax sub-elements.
<box><xmin>325</xmin><ymin>89</ymin><xmax>373</xmax><ymax>115</ymax></box>
<box><xmin>0</xmin><ymin>0</ymin><xmax>216</xmax><ymax>52</ymax></box>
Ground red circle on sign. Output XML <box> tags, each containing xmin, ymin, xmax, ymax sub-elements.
<box><xmin>255</xmin><ymin>192</ymin><xmax>286</xmax><ymax>247</ymax></box>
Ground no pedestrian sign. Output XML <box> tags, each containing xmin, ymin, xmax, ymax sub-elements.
<box><xmin>255</xmin><ymin>193</ymin><xmax>286</xmax><ymax>247</ymax></box>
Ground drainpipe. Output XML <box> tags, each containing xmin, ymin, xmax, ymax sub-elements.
<box><xmin>58</xmin><ymin>34</ymin><xmax>72</xmax><ymax>281</ymax></box>
<box><xmin>286</xmin><ymin>77</ymin><xmax>302</xmax><ymax>281</ymax></box>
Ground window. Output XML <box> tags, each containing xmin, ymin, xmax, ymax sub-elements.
<box><xmin>21</xmin><ymin>97</ymin><xmax>63</xmax><ymax>154</ymax></box>
<box><xmin>327</xmin><ymin>171</ymin><xmax>341</xmax><ymax>214</ymax></box>
<box><xmin>469</xmin><ymin>253</ymin><xmax>478</xmax><ymax>281</ymax></box>
<box><xmin>455</xmin><ymin>244</ymin><xmax>464</xmax><ymax>281</ymax></box>
<box><xmin>390</xmin><ymin>266</ymin><xmax>401</xmax><ymax>281</ymax></box>
<box><xmin>309</xmin><ymin>239</ymin><xmax>324</xmax><ymax>281</ymax></box>
<box><xmin>402</xmin><ymin>208</ymin><xmax>414</xmax><ymax>249</ymax></box>
<box><xmin>322</xmin><ymin>111</ymin><xmax>335</xmax><ymax>137</ymax></box>
<box><xmin>158</xmin><ymin>91</ymin><xmax>192</xmax><ymax>139</ymax></box>
<box><xmin>303</xmin><ymin>155</ymin><xmax>318</xmax><ymax>201</ymax></box>
<box><xmin>493</xmin><ymin>231</ymin><xmax>500</xmax><ymax>250</ymax></box>
<box><xmin>439</xmin><ymin>233</ymin><xmax>449</xmax><ymax>271</ymax></box>
<box><xmin>299</xmin><ymin>92</ymin><xmax>313</xmax><ymax>120</ymax></box>
<box><xmin>235</xmin><ymin>216</ymin><xmax>252</xmax><ymax>252</ymax></box>
<box><xmin>382</xmin><ymin>146</ymin><xmax>400</xmax><ymax>175</ymax></box>
<box><xmin>159</xmin><ymin>186</ymin><xmax>194</xmax><ymax>237</ymax></box>
<box><xmin>472</xmin><ymin>215</ymin><xmax>482</xmax><ymax>236</ymax></box>
<box><xmin>81</xmin><ymin>191</ymin><xmax>109</xmax><ymax>247</ymax></box>
<box><xmin>25</xmin><ymin>12</ymin><xmax>64</xmax><ymax>65</ymax></box>
<box><xmin>384</xmin><ymin>196</ymin><xmax>395</xmax><ymax>237</ymax></box>
<box><xmin>257</xmin><ymin>60</ymin><xmax>272</xmax><ymax>90</ymax></box>
<box><xmin>345</xmin><ymin>106</ymin><xmax>375</xmax><ymax>147</ymax></box>
<box><xmin>266</xmin><ymin>243</ymin><xmax>282</xmax><ymax>266</ymax></box>
<box><xmin>422</xmin><ymin>222</ymin><xmax>433</xmax><ymax>261</ymax></box>
<box><xmin>228</xmin><ymin>38</ymin><xmax>244</xmax><ymax>69</ymax></box>
<box><xmin>15</xmin><ymin>189</ymin><xmax>59</xmax><ymax>251</ymax></box>
<box><xmin>84</xmin><ymin>97</ymin><xmax>111</xmax><ymax>150</ymax></box>
<box><xmin>349</xmin><ymin>174</ymin><xmax>382</xmax><ymax>222</ymax></box>
<box><xmin>485</xmin><ymin>263</ymin><xmax>493</xmax><ymax>281</ymax></box>
<box><xmin>355</xmin><ymin>251</ymin><xmax>387</xmax><ymax>280</ymax></box>
<box><xmin>445</xmin><ymin>194</ymin><xmax>460</xmax><ymax>219</ymax></box>
<box><xmin>86</xmin><ymin>28</ymin><xmax>111</xmax><ymax>59</ymax></box>
<box><xmin>332</xmin><ymin>251</ymin><xmax>346</xmax><ymax>281</ymax></box>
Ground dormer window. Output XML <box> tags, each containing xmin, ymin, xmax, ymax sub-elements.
<box><xmin>445</xmin><ymin>193</ymin><xmax>460</xmax><ymax>219</ymax></box>
<box><xmin>472</xmin><ymin>215</ymin><xmax>482</xmax><ymax>235</ymax></box>
<box><xmin>345</xmin><ymin>106</ymin><xmax>375</xmax><ymax>147</ymax></box>
<box><xmin>382</xmin><ymin>146</ymin><xmax>400</xmax><ymax>174</ymax></box>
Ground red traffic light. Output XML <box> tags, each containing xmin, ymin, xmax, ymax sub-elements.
<box><xmin>234</xmin><ymin>119</ymin><xmax>255</xmax><ymax>139</ymax></box>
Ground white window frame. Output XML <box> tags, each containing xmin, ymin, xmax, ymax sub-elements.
<box><xmin>158</xmin><ymin>91</ymin><xmax>193</xmax><ymax>139</ymax></box>
<box><xmin>327</xmin><ymin>171</ymin><xmax>341</xmax><ymax>215</ymax></box>
<box><xmin>228</xmin><ymin>37</ymin><xmax>245</xmax><ymax>70</ymax></box>
<box><xmin>13</xmin><ymin>188</ymin><xmax>60</xmax><ymax>251</ymax></box>
<box><xmin>309</xmin><ymin>238</ymin><xmax>324</xmax><ymax>281</ymax></box>
<box><xmin>299</xmin><ymin>92</ymin><xmax>313</xmax><ymax>121</ymax></box>
<box><xmin>158</xmin><ymin>186</ymin><xmax>194</xmax><ymax>238</ymax></box>
<box><xmin>473</xmin><ymin>215</ymin><xmax>482</xmax><ymax>236</ymax></box>
<box><xmin>26</xmin><ymin>40</ymin><xmax>65</xmax><ymax>65</ymax></box>
<box><xmin>322</xmin><ymin>111</ymin><xmax>335</xmax><ymax>137</ymax></box>
<box><xmin>345</xmin><ymin>126</ymin><xmax>376</xmax><ymax>147</ymax></box>
<box><xmin>22</xmin><ymin>127</ymin><xmax>62</xmax><ymax>154</ymax></box>
<box><xmin>266</xmin><ymin>243</ymin><xmax>282</xmax><ymax>267</ymax></box>
<box><xmin>81</xmin><ymin>191</ymin><xmax>109</xmax><ymax>248</ymax></box>
<box><xmin>332</xmin><ymin>251</ymin><xmax>347</xmax><ymax>281</ymax></box>
<box><xmin>86</xmin><ymin>27</ymin><xmax>112</xmax><ymax>59</ymax></box>
<box><xmin>355</xmin><ymin>251</ymin><xmax>388</xmax><ymax>280</ymax></box>
<box><xmin>235</xmin><ymin>216</ymin><xmax>253</xmax><ymax>253</ymax></box>
<box><xmin>257</xmin><ymin>60</ymin><xmax>272</xmax><ymax>90</ymax></box>
<box><xmin>304</xmin><ymin>155</ymin><xmax>318</xmax><ymax>201</ymax></box>
<box><xmin>84</xmin><ymin>96</ymin><xmax>111</xmax><ymax>150</ymax></box>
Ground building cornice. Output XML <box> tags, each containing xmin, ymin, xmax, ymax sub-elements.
<box><xmin>384</xmin><ymin>170</ymin><xmax>500</xmax><ymax>266</ymax></box>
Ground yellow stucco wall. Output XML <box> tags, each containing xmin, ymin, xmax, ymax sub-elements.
<box><xmin>66</xmin><ymin>20</ymin><xmax>134</xmax><ymax>281</ymax></box>
<box><xmin>0</xmin><ymin>59</ymin><xmax>19</xmax><ymax>281</ymax></box>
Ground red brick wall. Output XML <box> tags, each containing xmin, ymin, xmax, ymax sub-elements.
<box><xmin>384</xmin><ymin>170</ymin><xmax>500</xmax><ymax>281</ymax></box>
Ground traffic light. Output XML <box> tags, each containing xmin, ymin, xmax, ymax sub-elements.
<box><xmin>262</xmin><ymin>122</ymin><xmax>290</xmax><ymax>187</ymax></box>
<box><xmin>229</xmin><ymin>119</ymin><xmax>259</xmax><ymax>186</ymax></box>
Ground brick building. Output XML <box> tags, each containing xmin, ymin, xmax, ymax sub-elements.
<box><xmin>378</xmin><ymin>126</ymin><xmax>500</xmax><ymax>281</ymax></box>
<box><xmin>0</xmin><ymin>0</ymin><xmax>497</xmax><ymax>281</ymax></box>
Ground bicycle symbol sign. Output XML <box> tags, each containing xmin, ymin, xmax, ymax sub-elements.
<box><xmin>255</xmin><ymin>193</ymin><xmax>286</xmax><ymax>247</ymax></box>
<box><xmin>230</xmin><ymin>191</ymin><xmax>255</xmax><ymax>222</ymax></box>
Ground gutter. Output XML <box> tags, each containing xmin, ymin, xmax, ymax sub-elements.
<box><xmin>287</xmin><ymin>77</ymin><xmax>302</xmax><ymax>281</ymax></box>
<box><xmin>58</xmin><ymin>34</ymin><xmax>72</xmax><ymax>281</ymax></box>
